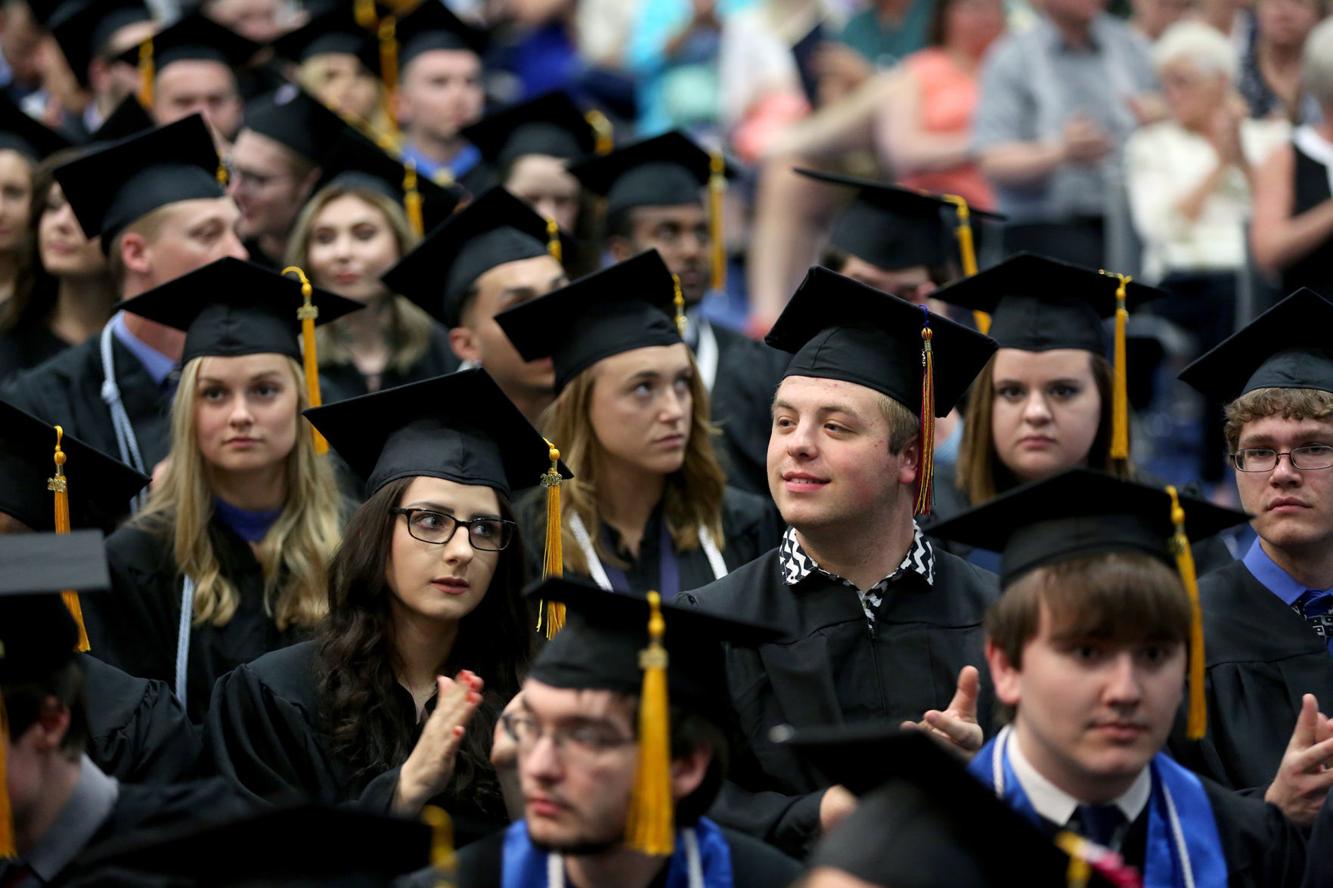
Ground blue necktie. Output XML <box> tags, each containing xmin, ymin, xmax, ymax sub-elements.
<box><xmin>1072</xmin><ymin>804</ymin><xmax>1127</xmax><ymax>849</ymax></box>
<box><xmin>1294</xmin><ymin>590</ymin><xmax>1333</xmax><ymax>655</ymax></box>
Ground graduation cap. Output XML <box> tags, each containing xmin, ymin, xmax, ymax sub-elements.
<box><xmin>53</xmin><ymin>114</ymin><xmax>224</xmax><ymax>249</ymax></box>
<box><xmin>0</xmin><ymin>91</ymin><xmax>72</xmax><ymax>162</ymax></box>
<box><xmin>930</xmin><ymin>252</ymin><xmax>1167</xmax><ymax>462</ymax></box>
<box><xmin>88</xmin><ymin>95</ymin><xmax>156</xmax><ymax>144</ymax></box>
<box><xmin>928</xmin><ymin>467</ymin><xmax>1250</xmax><ymax>739</ymax></box>
<box><xmin>568</xmin><ymin>131</ymin><xmax>734</xmax><ymax>291</ymax></box>
<box><xmin>383</xmin><ymin>186</ymin><xmax>563</xmax><ymax>327</ymax></box>
<box><xmin>781</xmin><ymin>727</ymin><xmax>1129</xmax><ymax>888</ymax></box>
<box><xmin>526</xmin><ymin>576</ymin><xmax>782</xmax><ymax>855</ymax></box>
<box><xmin>392</xmin><ymin>0</ymin><xmax>487</xmax><ymax>69</ymax></box>
<box><xmin>241</xmin><ymin>82</ymin><xmax>351</xmax><ymax>167</ymax></box>
<box><xmin>118</xmin><ymin>12</ymin><xmax>261</xmax><ymax>108</ymax></box>
<box><xmin>312</xmin><ymin>126</ymin><xmax>465</xmax><ymax>236</ymax></box>
<box><xmin>48</xmin><ymin>0</ymin><xmax>153</xmax><ymax>90</ymax></box>
<box><xmin>494</xmin><ymin>250</ymin><xmax>685</xmax><ymax>394</ymax></box>
<box><xmin>271</xmin><ymin>2</ymin><xmax>382</xmax><ymax>76</ymax></box>
<box><xmin>767</xmin><ymin>266</ymin><xmax>998</xmax><ymax>515</ymax></box>
<box><xmin>462</xmin><ymin>91</ymin><xmax>610</xmax><ymax>171</ymax></box>
<box><xmin>1179</xmin><ymin>287</ymin><xmax>1333</xmax><ymax>403</ymax></box>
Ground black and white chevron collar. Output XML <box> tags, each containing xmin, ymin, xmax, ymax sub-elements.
<box><xmin>778</xmin><ymin>523</ymin><xmax>936</xmax><ymax>589</ymax></box>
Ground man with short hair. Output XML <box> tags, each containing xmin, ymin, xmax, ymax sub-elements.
<box><xmin>48</xmin><ymin>0</ymin><xmax>155</xmax><ymax>136</ymax></box>
<box><xmin>680</xmin><ymin>268</ymin><xmax>999</xmax><ymax>857</ymax></box>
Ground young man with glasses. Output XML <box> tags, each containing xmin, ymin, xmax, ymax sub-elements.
<box><xmin>1174</xmin><ymin>287</ymin><xmax>1333</xmax><ymax>826</ymax></box>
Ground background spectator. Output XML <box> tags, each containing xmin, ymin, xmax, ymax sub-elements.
<box><xmin>1237</xmin><ymin>0</ymin><xmax>1323</xmax><ymax>121</ymax></box>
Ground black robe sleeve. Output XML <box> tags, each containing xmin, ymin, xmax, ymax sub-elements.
<box><xmin>1302</xmin><ymin>791</ymin><xmax>1333</xmax><ymax>888</ymax></box>
<box><xmin>707</xmin><ymin>325</ymin><xmax>788</xmax><ymax>498</ymax></box>
<box><xmin>722</xmin><ymin>826</ymin><xmax>805</xmax><ymax>888</ymax></box>
<box><xmin>1203</xmin><ymin>778</ymin><xmax>1306</xmax><ymax>888</ymax></box>
<box><xmin>82</xmin><ymin>655</ymin><xmax>200</xmax><ymax>784</ymax></box>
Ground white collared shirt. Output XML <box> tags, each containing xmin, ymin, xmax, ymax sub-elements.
<box><xmin>1008</xmin><ymin>731</ymin><xmax>1152</xmax><ymax>829</ymax></box>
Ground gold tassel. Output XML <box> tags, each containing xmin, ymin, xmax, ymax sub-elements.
<box><xmin>137</xmin><ymin>38</ymin><xmax>154</xmax><ymax>108</ymax></box>
<box><xmin>545</xmin><ymin>217</ymin><xmax>562</xmax><ymax>264</ymax></box>
<box><xmin>420</xmin><ymin>805</ymin><xmax>457</xmax><ymax>884</ymax></box>
<box><xmin>625</xmin><ymin>591</ymin><xmax>674</xmax><ymax>856</ymax></box>
<box><xmin>942</xmin><ymin>194</ymin><xmax>989</xmax><ymax>334</ymax></box>
<box><xmin>1167</xmin><ymin>485</ymin><xmax>1207</xmax><ymax>740</ymax></box>
<box><xmin>536</xmin><ymin>439</ymin><xmax>565</xmax><ymax>639</ymax></box>
<box><xmin>1054</xmin><ymin>833</ymin><xmax>1091</xmax><ymax>888</ymax></box>
<box><xmin>708</xmin><ymin>152</ymin><xmax>726</xmax><ymax>293</ymax></box>
<box><xmin>48</xmin><ymin>426</ymin><xmax>89</xmax><ymax>652</ymax></box>
<box><xmin>403</xmin><ymin>161</ymin><xmax>424</xmax><ymax>237</ymax></box>
<box><xmin>914</xmin><ymin>309</ymin><xmax>935</xmax><ymax>517</ymax></box>
<box><xmin>671</xmin><ymin>274</ymin><xmax>686</xmax><ymax>338</ymax></box>
<box><xmin>379</xmin><ymin>16</ymin><xmax>399</xmax><ymax>139</ymax></box>
<box><xmin>0</xmin><ymin>692</ymin><xmax>13</xmax><ymax>858</ymax></box>
<box><xmin>216</xmin><ymin>160</ymin><xmax>228</xmax><ymax>187</ymax></box>
<box><xmin>1100</xmin><ymin>270</ymin><xmax>1131</xmax><ymax>463</ymax></box>
<box><xmin>585</xmin><ymin>109</ymin><xmax>613</xmax><ymax>155</ymax></box>
<box><xmin>355</xmin><ymin>0</ymin><xmax>379</xmax><ymax>29</ymax></box>
<box><xmin>282</xmin><ymin>266</ymin><xmax>328</xmax><ymax>455</ymax></box>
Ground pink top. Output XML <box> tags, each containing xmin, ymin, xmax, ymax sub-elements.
<box><xmin>895</xmin><ymin>48</ymin><xmax>995</xmax><ymax>210</ymax></box>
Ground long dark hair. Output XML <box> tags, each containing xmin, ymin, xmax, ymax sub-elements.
<box><xmin>315</xmin><ymin>476</ymin><xmax>533</xmax><ymax>814</ymax></box>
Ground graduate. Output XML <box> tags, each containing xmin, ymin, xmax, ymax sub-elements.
<box><xmin>568</xmin><ymin>132</ymin><xmax>789</xmax><ymax>498</ymax></box>
<box><xmin>929</xmin><ymin>468</ymin><xmax>1305</xmax><ymax>888</ymax></box>
<box><xmin>285</xmin><ymin>127</ymin><xmax>463</xmax><ymax>398</ymax></box>
<box><xmin>0</xmin><ymin>398</ymin><xmax>200</xmax><ymax>784</ymax></box>
<box><xmin>677</xmin><ymin>267</ymin><xmax>999</xmax><ymax>857</ymax></box>
<box><xmin>496</xmin><ymin>250</ymin><xmax>779</xmax><ymax>598</ymax></box>
<box><xmin>81</xmin><ymin>259</ymin><xmax>356</xmax><ymax>721</ymax></box>
<box><xmin>1171</xmin><ymin>288</ymin><xmax>1333</xmax><ymax>822</ymax></box>
<box><xmin>2</xmin><ymin>115</ymin><xmax>247</xmax><ymax>477</ymax></box>
<box><xmin>0</xmin><ymin>531</ymin><xmax>248</xmax><ymax>886</ymax></box>
<box><xmin>383</xmin><ymin>186</ymin><xmax>569</xmax><ymax>424</ymax></box>
<box><xmin>46</xmin><ymin>0</ymin><xmax>154</xmax><ymax>138</ymax></box>
<box><xmin>456</xmin><ymin>577</ymin><xmax>803</xmax><ymax>888</ymax></box>
<box><xmin>271</xmin><ymin>2</ymin><xmax>389</xmax><ymax>132</ymax></box>
<box><xmin>207</xmin><ymin>369</ymin><xmax>554</xmax><ymax>844</ymax></box>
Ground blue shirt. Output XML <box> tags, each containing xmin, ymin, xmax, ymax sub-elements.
<box><xmin>399</xmin><ymin>141</ymin><xmax>482</xmax><ymax>183</ymax></box>
<box><xmin>1242</xmin><ymin>537</ymin><xmax>1333</xmax><ymax>607</ymax></box>
<box><xmin>110</xmin><ymin>312</ymin><xmax>176</xmax><ymax>387</ymax></box>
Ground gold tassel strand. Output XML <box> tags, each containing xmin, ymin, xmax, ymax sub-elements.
<box><xmin>282</xmin><ymin>266</ymin><xmax>328</xmax><ymax>454</ymax></box>
<box><xmin>671</xmin><ymin>274</ymin><xmax>686</xmax><ymax>338</ymax></box>
<box><xmin>545</xmin><ymin>217</ymin><xmax>562</xmax><ymax>263</ymax></box>
<box><xmin>355</xmin><ymin>0</ymin><xmax>379</xmax><ymax>29</ymax></box>
<box><xmin>914</xmin><ymin>309</ymin><xmax>936</xmax><ymax>516</ymax></box>
<box><xmin>49</xmin><ymin>426</ymin><xmax>89</xmax><ymax>652</ymax></box>
<box><xmin>585</xmin><ymin>109</ymin><xmax>613</xmax><ymax>155</ymax></box>
<box><xmin>708</xmin><ymin>152</ymin><xmax>726</xmax><ymax>293</ymax></box>
<box><xmin>379</xmin><ymin>16</ymin><xmax>400</xmax><ymax>140</ymax></box>
<box><xmin>137</xmin><ymin>38</ymin><xmax>154</xmax><ymax>108</ymax></box>
<box><xmin>625</xmin><ymin>591</ymin><xmax>674</xmax><ymax>856</ymax></box>
<box><xmin>420</xmin><ymin>805</ymin><xmax>457</xmax><ymax>886</ymax></box>
<box><xmin>0</xmin><ymin>692</ymin><xmax>13</xmax><ymax>858</ymax></box>
<box><xmin>537</xmin><ymin>440</ymin><xmax>565</xmax><ymax>639</ymax></box>
<box><xmin>403</xmin><ymin>160</ymin><xmax>424</xmax><ymax>237</ymax></box>
<box><xmin>1100</xmin><ymin>270</ymin><xmax>1132</xmax><ymax>463</ymax></box>
<box><xmin>942</xmin><ymin>194</ymin><xmax>990</xmax><ymax>334</ymax></box>
<box><xmin>1167</xmin><ymin>485</ymin><xmax>1207</xmax><ymax>740</ymax></box>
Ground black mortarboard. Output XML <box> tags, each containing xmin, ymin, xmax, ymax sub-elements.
<box><xmin>0</xmin><ymin>91</ymin><xmax>72</xmax><ymax>161</ymax></box>
<box><xmin>794</xmin><ymin>167</ymin><xmax>1005</xmax><ymax>271</ymax></box>
<box><xmin>495</xmin><ymin>250</ymin><xmax>684</xmax><ymax>394</ymax></box>
<box><xmin>89</xmin><ymin>95</ymin><xmax>155</xmax><ymax>144</ymax></box>
<box><xmin>117</xmin><ymin>257</ymin><xmax>362</xmax><ymax>365</ymax></box>
<box><xmin>54</xmin><ymin>114</ymin><xmax>223</xmax><ymax>248</ymax></box>
<box><xmin>48</xmin><ymin>0</ymin><xmax>153</xmax><ymax>90</ymax></box>
<box><xmin>929</xmin><ymin>252</ymin><xmax>1164</xmax><ymax>353</ymax></box>
<box><xmin>567</xmin><ymin>130</ymin><xmax>733</xmax><ymax>216</ymax></box>
<box><xmin>312</xmin><ymin>126</ymin><xmax>464</xmax><ymax>235</ymax></box>
<box><xmin>1179</xmin><ymin>287</ymin><xmax>1333</xmax><ymax>402</ymax></box>
<box><xmin>116</xmin><ymin>11</ymin><xmax>260</xmax><ymax>74</ymax></box>
<box><xmin>767</xmin><ymin>265</ymin><xmax>996</xmax><ymax>416</ymax></box>
<box><xmin>271</xmin><ymin>3</ymin><xmax>381</xmax><ymax>75</ymax></box>
<box><xmin>384</xmin><ymin>186</ymin><xmax>560</xmax><ymax>327</ymax></box>
<box><xmin>304</xmin><ymin>367</ymin><xmax>569</xmax><ymax>497</ymax></box>
<box><xmin>241</xmin><ymin>82</ymin><xmax>350</xmax><ymax>166</ymax></box>
<box><xmin>393</xmin><ymin>0</ymin><xmax>487</xmax><ymax>69</ymax></box>
<box><xmin>462</xmin><ymin>91</ymin><xmax>600</xmax><ymax>170</ymax></box>
<box><xmin>786</xmin><ymin>728</ymin><xmax>1124</xmax><ymax>888</ymax></box>
<box><xmin>0</xmin><ymin>400</ymin><xmax>148</xmax><ymax>533</ymax></box>
<box><xmin>0</xmin><ymin>531</ymin><xmax>107</xmax><ymax>682</ymax></box>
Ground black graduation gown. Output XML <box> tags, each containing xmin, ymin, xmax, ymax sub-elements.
<box><xmin>0</xmin><ymin>330</ymin><xmax>171</xmax><ymax>471</ymax></box>
<box><xmin>452</xmin><ymin>823</ymin><xmax>804</xmax><ymax>888</ymax></box>
<box><xmin>678</xmin><ymin>545</ymin><xmax>999</xmax><ymax>857</ymax></box>
<box><xmin>83</xmin><ymin>517</ymin><xmax>307</xmax><ymax>723</ymax></box>
<box><xmin>704</xmin><ymin>323</ymin><xmax>788</xmax><ymax>498</ymax></box>
<box><xmin>1169</xmin><ymin>560</ymin><xmax>1333</xmax><ymax>793</ymax></box>
<box><xmin>0</xmin><ymin>321</ymin><xmax>68</xmax><ymax>382</ymax></box>
<box><xmin>205</xmin><ymin>640</ymin><xmax>509</xmax><ymax>846</ymax></box>
<box><xmin>1302</xmin><ymin>790</ymin><xmax>1333</xmax><ymax>888</ymax></box>
<box><xmin>240</xmin><ymin>237</ymin><xmax>281</xmax><ymax>271</ymax></box>
<box><xmin>82</xmin><ymin>655</ymin><xmax>201</xmax><ymax>784</ymax></box>
<box><xmin>318</xmin><ymin>326</ymin><xmax>460</xmax><ymax>402</ymax></box>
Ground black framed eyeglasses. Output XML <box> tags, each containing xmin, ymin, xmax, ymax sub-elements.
<box><xmin>1231</xmin><ymin>445</ymin><xmax>1333</xmax><ymax>473</ymax></box>
<box><xmin>391</xmin><ymin>508</ymin><xmax>516</xmax><ymax>551</ymax></box>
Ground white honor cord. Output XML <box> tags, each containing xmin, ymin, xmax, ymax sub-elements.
<box><xmin>99</xmin><ymin>323</ymin><xmax>148</xmax><ymax>510</ymax></box>
<box><xmin>175</xmin><ymin>576</ymin><xmax>194</xmax><ymax>707</ymax></box>
<box><xmin>696</xmin><ymin>320</ymin><xmax>719</xmax><ymax>394</ymax></box>
<box><xmin>567</xmin><ymin>514</ymin><xmax>730</xmax><ymax>593</ymax></box>
<box><xmin>547</xmin><ymin>830</ymin><xmax>702</xmax><ymax>888</ymax></box>
<box><xmin>1161</xmin><ymin>779</ymin><xmax>1197</xmax><ymax>888</ymax></box>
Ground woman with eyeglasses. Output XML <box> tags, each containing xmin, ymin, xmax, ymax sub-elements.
<box><xmin>207</xmin><ymin>369</ymin><xmax>557</xmax><ymax>846</ymax></box>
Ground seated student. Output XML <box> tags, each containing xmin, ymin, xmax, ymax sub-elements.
<box><xmin>0</xmin><ymin>94</ymin><xmax>70</xmax><ymax>323</ymax></box>
<box><xmin>383</xmin><ymin>187</ymin><xmax>568</xmax><ymax>425</ymax></box>
<box><xmin>82</xmin><ymin>259</ymin><xmax>355</xmax><ymax>721</ymax></box>
<box><xmin>929</xmin><ymin>468</ymin><xmax>1306</xmax><ymax>888</ymax></box>
<box><xmin>271</xmin><ymin>4</ymin><xmax>391</xmax><ymax>134</ymax></box>
<box><xmin>496</xmin><ymin>251</ymin><xmax>779</xmax><ymax>598</ymax></box>
<box><xmin>678</xmin><ymin>268</ymin><xmax>999</xmax><ymax>858</ymax></box>
<box><xmin>457</xmin><ymin>578</ymin><xmax>803</xmax><ymax>887</ymax></box>
<box><xmin>46</xmin><ymin>0</ymin><xmax>155</xmax><ymax>138</ymax></box>
<box><xmin>0</xmin><ymin>399</ymin><xmax>199</xmax><ymax>784</ymax></box>
<box><xmin>285</xmin><ymin>128</ymin><xmax>463</xmax><ymax>398</ymax></box>
<box><xmin>208</xmin><ymin>369</ymin><xmax>553</xmax><ymax>845</ymax></box>
<box><xmin>1173</xmin><ymin>288</ymin><xmax>1333</xmax><ymax>824</ymax></box>
<box><xmin>0</xmin><ymin>531</ymin><xmax>248</xmax><ymax>886</ymax></box>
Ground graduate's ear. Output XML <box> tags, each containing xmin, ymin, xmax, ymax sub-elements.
<box><xmin>669</xmin><ymin>743</ymin><xmax>711</xmax><ymax>803</ymax></box>
<box><xmin>27</xmin><ymin>696</ymin><xmax>73</xmax><ymax>753</ymax></box>
<box><xmin>895</xmin><ymin>435</ymin><xmax>921</xmax><ymax>490</ymax></box>
<box><xmin>986</xmin><ymin>639</ymin><xmax>1022</xmax><ymax>710</ymax></box>
<box><xmin>119</xmin><ymin>230</ymin><xmax>152</xmax><ymax>278</ymax></box>
<box><xmin>606</xmin><ymin>237</ymin><xmax>634</xmax><ymax>263</ymax></box>
<box><xmin>447</xmin><ymin>324</ymin><xmax>481</xmax><ymax>366</ymax></box>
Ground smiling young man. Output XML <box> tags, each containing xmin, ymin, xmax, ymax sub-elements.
<box><xmin>1172</xmin><ymin>288</ymin><xmax>1333</xmax><ymax>824</ymax></box>
<box><xmin>678</xmin><ymin>267</ymin><xmax>998</xmax><ymax>857</ymax></box>
<box><xmin>929</xmin><ymin>468</ymin><xmax>1304</xmax><ymax>888</ymax></box>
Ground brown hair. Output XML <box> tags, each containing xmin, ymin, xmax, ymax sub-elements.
<box><xmin>538</xmin><ymin>353</ymin><xmax>727</xmax><ymax>575</ymax></box>
<box><xmin>956</xmin><ymin>352</ymin><xmax>1124</xmax><ymax>506</ymax></box>
<box><xmin>1223</xmin><ymin>387</ymin><xmax>1333</xmax><ymax>452</ymax></box>
<box><xmin>106</xmin><ymin>202</ymin><xmax>178</xmax><ymax>293</ymax></box>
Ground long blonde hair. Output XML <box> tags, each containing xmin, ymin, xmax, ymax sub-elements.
<box><xmin>134</xmin><ymin>356</ymin><xmax>342</xmax><ymax>630</ymax></box>
<box><xmin>540</xmin><ymin>353</ymin><xmax>728</xmax><ymax>574</ymax></box>
<box><xmin>285</xmin><ymin>183</ymin><xmax>435</xmax><ymax>374</ymax></box>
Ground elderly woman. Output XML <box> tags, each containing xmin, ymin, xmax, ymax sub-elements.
<box><xmin>1126</xmin><ymin>21</ymin><xmax>1289</xmax><ymax>483</ymax></box>
<box><xmin>1250</xmin><ymin>18</ymin><xmax>1333</xmax><ymax>299</ymax></box>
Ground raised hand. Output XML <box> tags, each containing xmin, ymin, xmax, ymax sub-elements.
<box><xmin>393</xmin><ymin>670</ymin><xmax>484</xmax><ymax>815</ymax></box>
<box><xmin>901</xmin><ymin>665</ymin><xmax>984</xmax><ymax>759</ymax></box>
<box><xmin>1264</xmin><ymin>693</ymin><xmax>1333</xmax><ymax>826</ymax></box>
